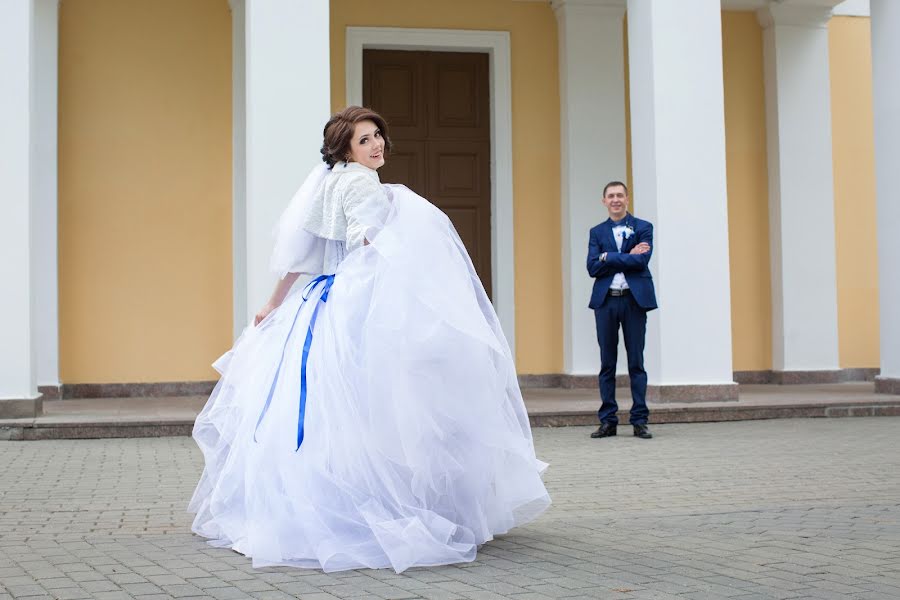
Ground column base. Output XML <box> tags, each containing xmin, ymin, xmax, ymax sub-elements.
<box><xmin>646</xmin><ymin>383</ymin><xmax>739</xmax><ymax>403</ymax></box>
<box><xmin>0</xmin><ymin>396</ymin><xmax>43</xmax><ymax>418</ymax></box>
<box><xmin>875</xmin><ymin>377</ymin><xmax>900</xmax><ymax>395</ymax></box>
<box><xmin>518</xmin><ymin>374</ymin><xmax>638</xmax><ymax>389</ymax></box>
<box><xmin>37</xmin><ymin>385</ymin><xmax>61</xmax><ymax>400</ymax></box>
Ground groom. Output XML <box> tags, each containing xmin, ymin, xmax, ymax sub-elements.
<box><xmin>586</xmin><ymin>181</ymin><xmax>657</xmax><ymax>440</ymax></box>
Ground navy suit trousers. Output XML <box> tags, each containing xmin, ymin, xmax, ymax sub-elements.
<box><xmin>594</xmin><ymin>292</ymin><xmax>649</xmax><ymax>426</ymax></box>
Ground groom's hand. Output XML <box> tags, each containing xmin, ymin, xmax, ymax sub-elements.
<box><xmin>630</xmin><ymin>242</ymin><xmax>651</xmax><ymax>255</ymax></box>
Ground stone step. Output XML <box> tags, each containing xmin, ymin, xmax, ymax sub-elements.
<box><xmin>2</xmin><ymin>382</ymin><xmax>899</xmax><ymax>440</ymax></box>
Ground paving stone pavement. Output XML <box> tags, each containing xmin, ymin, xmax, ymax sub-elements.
<box><xmin>1</xmin><ymin>417</ymin><xmax>899</xmax><ymax>600</ymax></box>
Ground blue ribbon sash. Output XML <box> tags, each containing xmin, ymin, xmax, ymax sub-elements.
<box><xmin>253</xmin><ymin>274</ymin><xmax>336</xmax><ymax>451</ymax></box>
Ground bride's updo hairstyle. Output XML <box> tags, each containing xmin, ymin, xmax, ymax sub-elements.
<box><xmin>320</xmin><ymin>106</ymin><xmax>393</xmax><ymax>168</ymax></box>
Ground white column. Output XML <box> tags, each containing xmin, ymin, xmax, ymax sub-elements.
<box><xmin>231</xmin><ymin>0</ymin><xmax>331</xmax><ymax>333</ymax></box>
<box><xmin>871</xmin><ymin>0</ymin><xmax>900</xmax><ymax>394</ymax></box>
<box><xmin>33</xmin><ymin>0</ymin><xmax>59</xmax><ymax>391</ymax></box>
<box><xmin>0</xmin><ymin>0</ymin><xmax>41</xmax><ymax>417</ymax></box>
<box><xmin>231</xmin><ymin>0</ymin><xmax>248</xmax><ymax>338</ymax></box>
<box><xmin>627</xmin><ymin>0</ymin><xmax>737</xmax><ymax>400</ymax></box>
<box><xmin>758</xmin><ymin>2</ymin><xmax>842</xmax><ymax>379</ymax></box>
<box><xmin>554</xmin><ymin>0</ymin><xmax>627</xmax><ymax>377</ymax></box>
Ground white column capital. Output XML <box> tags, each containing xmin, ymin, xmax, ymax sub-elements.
<box><xmin>552</xmin><ymin>0</ymin><xmax>625</xmax><ymax>18</ymax></box>
<box><xmin>757</xmin><ymin>3</ymin><xmax>839</xmax><ymax>29</ymax></box>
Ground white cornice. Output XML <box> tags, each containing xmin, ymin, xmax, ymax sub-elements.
<box><xmin>757</xmin><ymin>3</ymin><xmax>836</xmax><ymax>28</ymax></box>
<box><xmin>517</xmin><ymin>0</ymin><xmax>864</xmax><ymax>12</ymax></box>
<box><xmin>832</xmin><ymin>0</ymin><xmax>869</xmax><ymax>17</ymax></box>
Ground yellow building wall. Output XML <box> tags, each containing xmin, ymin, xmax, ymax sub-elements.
<box><xmin>330</xmin><ymin>0</ymin><xmax>563</xmax><ymax>374</ymax></box>
<box><xmin>721</xmin><ymin>12</ymin><xmax>773</xmax><ymax>372</ymax></box>
<box><xmin>829</xmin><ymin>16</ymin><xmax>880</xmax><ymax>368</ymax></box>
<box><xmin>55</xmin><ymin>3</ymin><xmax>878</xmax><ymax>382</ymax></box>
<box><xmin>58</xmin><ymin>0</ymin><xmax>233</xmax><ymax>383</ymax></box>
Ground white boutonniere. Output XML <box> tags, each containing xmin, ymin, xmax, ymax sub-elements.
<box><xmin>623</xmin><ymin>225</ymin><xmax>635</xmax><ymax>240</ymax></box>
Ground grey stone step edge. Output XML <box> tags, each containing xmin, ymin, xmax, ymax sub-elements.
<box><xmin>2</xmin><ymin>400</ymin><xmax>900</xmax><ymax>440</ymax></box>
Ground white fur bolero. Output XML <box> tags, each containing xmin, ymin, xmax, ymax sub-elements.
<box><xmin>300</xmin><ymin>161</ymin><xmax>390</xmax><ymax>252</ymax></box>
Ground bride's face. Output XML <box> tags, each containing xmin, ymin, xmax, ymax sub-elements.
<box><xmin>348</xmin><ymin>119</ymin><xmax>386</xmax><ymax>170</ymax></box>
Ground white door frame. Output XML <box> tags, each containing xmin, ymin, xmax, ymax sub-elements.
<box><xmin>346</xmin><ymin>26</ymin><xmax>517</xmax><ymax>356</ymax></box>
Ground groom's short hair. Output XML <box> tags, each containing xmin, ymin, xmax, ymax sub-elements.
<box><xmin>603</xmin><ymin>181</ymin><xmax>628</xmax><ymax>198</ymax></box>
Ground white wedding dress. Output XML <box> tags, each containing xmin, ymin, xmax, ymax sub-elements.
<box><xmin>189</xmin><ymin>163</ymin><xmax>550</xmax><ymax>573</ymax></box>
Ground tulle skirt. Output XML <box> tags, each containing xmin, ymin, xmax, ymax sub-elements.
<box><xmin>188</xmin><ymin>186</ymin><xmax>550</xmax><ymax>573</ymax></box>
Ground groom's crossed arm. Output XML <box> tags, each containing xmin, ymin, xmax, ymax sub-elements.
<box><xmin>586</xmin><ymin>224</ymin><xmax>653</xmax><ymax>279</ymax></box>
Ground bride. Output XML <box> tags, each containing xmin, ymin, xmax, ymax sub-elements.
<box><xmin>189</xmin><ymin>106</ymin><xmax>551</xmax><ymax>573</ymax></box>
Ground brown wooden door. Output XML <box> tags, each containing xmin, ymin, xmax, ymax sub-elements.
<box><xmin>364</xmin><ymin>49</ymin><xmax>492</xmax><ymax>298</ymax></box>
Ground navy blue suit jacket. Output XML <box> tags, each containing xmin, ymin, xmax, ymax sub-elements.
<box><xmin>587</xmin><ymin>214</ymin><xmax>658</xmax><ymax>311</ymax></box>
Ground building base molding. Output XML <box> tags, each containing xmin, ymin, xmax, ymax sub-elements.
<box><xmin>519</xmin><ymin>376</ymin><xmax>740</xmax><ymax>402</ymax></box>
<box><xmin>875</xmin><ymin>377</ymin><xmax>900</xmax><ymax>395</ymax></box>
<box><xmin>773</xmin><ymin>370</ymin><xmax>861</xmax><ymax>385</ymax></box>
<box><xmin>0</xmin><ymin>397</ymin><xmax>43</xmax><ymax>419</ymax></box>
<box><xmin>518</xmin><ymin>374</ymin><xmax>629</xmax><ymax>389</ymax></box>
<box><xmin>35</xmin><ymin>371</ymin><xmax>888</xmax><ymax>402</ymax></box>
<box><xmin>521</xmin><ymin>370</ymin><xmax>880</xmax><ymax>391</ymax></box>
<box><xmin>39</xmin><ymin>381</ymin><xmax>217</xmax><ymax>400</ymax></box>
<box><xmin>734</xmin><ymin>369</ymin><xmax>879</xmax><ymax>385</ymax></box>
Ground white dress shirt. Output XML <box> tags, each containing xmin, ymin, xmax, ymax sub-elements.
<box><xmin>610</xmin><ymin>223</ymin><xmax>630</xmax><ymax>290</ymax></box>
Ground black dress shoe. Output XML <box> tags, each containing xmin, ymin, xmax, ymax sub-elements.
<box><xmin>590</xmin><ymin>423</ymin><xmax>617</xmax><ymax>438</ymax></box>
<box><xmin>633</xmin><ymin>424</ymin><xmax>652</xmax><ymax>439</ymax></box>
